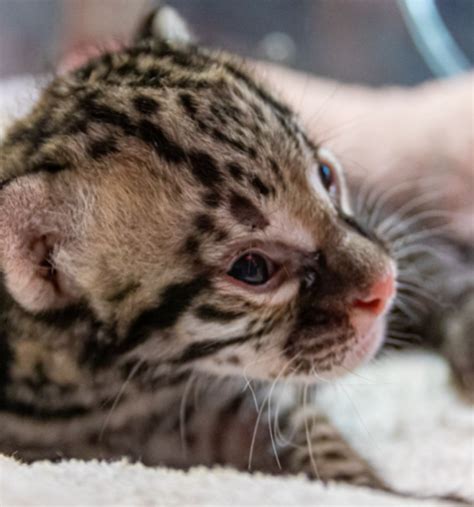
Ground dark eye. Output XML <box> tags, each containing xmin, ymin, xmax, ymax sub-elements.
<box><xmin>319</xmin><ymin>163</ymin><xmax>335</xmax><ymax>192</ymax></box>
<box><xmin>227</xmin><ymin>252</ymin><xmax>274</xmax><ymax>285</ymax></box>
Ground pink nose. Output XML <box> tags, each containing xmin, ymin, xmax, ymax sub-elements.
<box><xmin>352</xmin><ymin>274</ymin><xmax>395</xmax><ymax>316</ymax></box>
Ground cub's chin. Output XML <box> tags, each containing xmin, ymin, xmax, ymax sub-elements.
<box><xmin>272</xmin><ymin>315</ymin><xmax>388</xmax><ymax>383</ymax></box>
<box><xmin>309</xmin><ymin>317</ymin><xmax>387</xmax><ymax>381</ymax></box>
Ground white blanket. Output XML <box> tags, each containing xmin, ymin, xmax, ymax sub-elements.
<box><xmin>0</xmin><ymin>77</ymin><xmax>472</xmax><ymax>507</ymax></box>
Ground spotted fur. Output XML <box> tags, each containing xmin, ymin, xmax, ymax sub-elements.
<box><xmin>0</xmin><ymin>8</ymin><xmax>472</xmax><ymax>503</ymax></box>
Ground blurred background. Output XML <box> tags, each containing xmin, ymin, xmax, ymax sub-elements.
<box><xmin>0</xmin><ymin>0</ymin><xmax>472</xmax><ymax>85</ymax></box>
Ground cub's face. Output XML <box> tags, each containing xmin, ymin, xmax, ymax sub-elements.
<box><xmin>0</xmin><ymin>41</ymin><xmax>395</xmax><ymax>382</ymax></box>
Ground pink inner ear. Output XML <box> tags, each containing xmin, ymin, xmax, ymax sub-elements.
<box><xmin>31</xmin><ymin>234</ymin><xmax>56</xmax><ymax>281</ymax></box>
<box><xmin>0</xmin><ymin>176</ymin><xmax>81</xmax><ymax>312</ymax></box>
<box><xmin>58</xmin><ymin>38</ymin><xmax>125</xmax><ymax>74</ymax></box>
<box><xmin>4</xmin><ymin>231</ymin><xmax>79</xmax><ymax>313</ymax></box>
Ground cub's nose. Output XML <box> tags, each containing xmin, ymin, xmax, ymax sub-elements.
<box><xmin>352</xmin><ymin>274</ymin><xmax>395</xmax><ymax>316</ymax></box>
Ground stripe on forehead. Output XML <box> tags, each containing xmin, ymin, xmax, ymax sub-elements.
<box><xmin>222</xmin><ymin>61</ymin><xmax>306</xmax><ymax>147</ymax></box>
<box><xmin>229</xmin><ymin>192</ymin><xmax>269</xmax><ymax>230</ymax></box>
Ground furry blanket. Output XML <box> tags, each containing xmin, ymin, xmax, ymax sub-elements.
<box><xmin>1</xmin><ymin>77</ymin><xmax>472</xmax><ymax>506</ymax></box>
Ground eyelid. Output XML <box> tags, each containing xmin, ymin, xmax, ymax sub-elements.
<box><xmin>317</xmin><ymin>147</ymin><xmax>351</xmax><ymax>214</ymax></box>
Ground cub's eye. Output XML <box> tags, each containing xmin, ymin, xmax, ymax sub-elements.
<box><xmin>319</xmin><ymin>162</ymin><xmax>335</xmax><ymax>193</ymax></box>
<box><xmin>227</xmin><ymin>252</ymin><xmax>275</xmax><ymax>286</ymax></box>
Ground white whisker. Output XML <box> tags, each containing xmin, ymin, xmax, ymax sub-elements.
<box><xmin>247</xmin><ymin>353</ymin><xmax>300</xmax><ymax>471</ymax></box>
<box><xmin>303</xmin><ymin>379</ymin><xmax>319</xmax><ymax>480</ymax></box>
<box><xmin>179</xmin><ymin>371</ymin><xmax>197</xmax><ymax>459</ymax></box>
<box><xmin>99</xmin><ymin>358</ymin><xmax>146</xmax><ymax>443</ymax></box>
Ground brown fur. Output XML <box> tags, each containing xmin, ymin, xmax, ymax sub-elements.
<box><xmin>0</xmin><ymin>24</ymin><xmax>471</xmax><ymax>504</ymax></box>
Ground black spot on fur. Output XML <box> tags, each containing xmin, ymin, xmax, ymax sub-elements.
<box><xmin>136</xmin><ymin>120</ymin><xmax>186</xmax><ymax>163</ymax></box>
<box><xmin>33</xmin><ymin>305</ymin><xmax>96</xmax><ymax>331</ymax></box>
<box><xmin>184</xmin><ymin>236</ymin><xmax>200</xmax><ymax>255</ymax></box>
<box><xmin>172</xmin><ymin>76</ymin><xmax>209</xmax><ymax>90</ymax></box>
<box><xmin>123</xmin><ymin>277</ymin><xmax>210</xmax><ymax>353</ymax></box>
<box><xmin>65</xmin><ymin>118</ymin><xmax>88</xmax><ymax>136</ymax></box>
<box><xmin>29</xmin><ymin>116</ymin><xmax>55</xmax><ymax>151</ymax></box>
<box><xmin>251</xmin><ymin>176</ymin><xmax>270</xmax><ymax>197</ymax></box>
<box><xmin>42</xmin><ymin>161</ymin><xmax>70</xmax><ymax>173</ymax></box>
<box><xmin>194</xmin><ymin>214</ymin><xmax>214</xmax><ymax>234</ymax></box>
<box><xmin>81</xmin><ymin>98</ymin><xmax>135</xmax><ymax>136</ymax></box>
<box><xmin>269</xmin><ymin>158</ymin><xmax>282</xmax><ymax>179</ymax></box>
<box><xmin>227</xmin><ymin>162</ymin><xmax>244</xmax><ymax>181</ymax></box>
<box><xmin>133</xmin><ymin>95</ymin><xmax>160</xmax><ymax>115</ymax></box>
<box><xmin>214</xmin><ymin>228</ymin><xmax>228</xmax><ymax>242</ymax></box>
<box><xmin>116</xmin><ymin>62</ymin><xmax>140</xmax><ymax>77</ymax></box>
<box><xmin>106</xmin><ymin>281</ymin><xmax>141</xmax><ymax>304</ymax></box>
<box><xmin>203</xmin><ymin>191</ymin><xmax>222</xmax><ymax>208</ymax></box>
<box><xmin>196</xmin><ymin>119</ymin><xmax>210</xmax><ymax>133</ymax></box>
<box><xmin>173</xmin><ymin>334</ymin><xmax>253</xmax><ymax>364</ymax></box>
<box><xmin>211</xmin><ymin>128</ymin><xmax>254</xmax><ymax>157</ymax></box>
<box><xmin>179</xmin><ymin>92</ymin><xmax>198</xmax><ymax>117</ymax></box>
<box><xmin>87</xmin><ymin>137</ymin><xmax>118</xmax><ymax>160</ymax></box>
<box><xmin>229</xmin><ymin>192</ymin><xmax>269</xmax><ymax>230</ymax></box>
<box><xmin>247</xmin><ymin>146</ymin><xmax>257</xmax><ymax>159</ymax></box>
<box><xmin>133</xmin><ymin>67</ymin><xmax>170</xmax><ymax>88</ymax></box>
<box><xmin>0</xmin><ymin>178</ymin><xmax>13</xmax><ymax>191</ymax></box>
<box><xmin>194</xmin><ymin>305</ymin><xmax>244</xmax><ymax>323</ymax></box>
<box><xmin>29</xmin><ymin>159</ymin><xmax>70</xmax><ymax>175</ymax></box>
<box><xmin>188</xmin><ymin>151</ymin><xmax>223</xmax><ymax>188</ymax></box>
<box><xmin>0</xmin><ymin>398</ymin><xmax>90</xmax><ymax>419</ymax></box>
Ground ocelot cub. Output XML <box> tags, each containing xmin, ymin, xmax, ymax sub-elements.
<box><xmin>0</xmin><ymin>5</ymin><xmax>472</xmax><ymax>502</ymax></box>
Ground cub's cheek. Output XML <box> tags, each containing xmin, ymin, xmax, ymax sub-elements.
<box><xmin>348</xmin><ymin>270</ymin><xmax>396</xmax><ymax>363</ymax></box>
<box><xmin>351</xmin><ymin>315</ymin><xmax>387</xmax><ymax>362</ymax></box>
<box><xmin>317</xmin><ymin>317</ymin><xmax>387</xmax><ymax>381</ymax></box>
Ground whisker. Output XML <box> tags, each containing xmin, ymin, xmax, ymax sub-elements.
<box><xmin>337</xmin><ymin>382</ymin><xmax>380</xmax><ymax>452</ymax></box>
<box><xmin>391</xmin><ymin>224</ymin><xmax>452</xmax><ymax>250</ymax></box>
<box><xmin>385</xmin><ymin>328</ymin><xmax>422</xmax><ymax>343</ymax></box>
<box><xmin>392</xmin><ymin>297</ymin><xmax>422</xmax><ymax>323</ymax></box>
<box><xmin>396</xmin><ymin>291</ymin><xmax>430</xmax><ymax>313</ymax></box>
<box><xmin>247</xmin><ymin>353</ymin><xmax>300</xmax><ymax>471</ymax></box>
<box><xmin>179</xmin><ymin>371</ymin><xmax>197</xmax><ymax>459</ymax></box>
<box><xmin>394</xmin><ymin>243</ymin><xmax>447</xmax><ymax>261</ymax></box>
<box><xmin>383</xmin><ymin>210</ymin><xmax>452</xmax><ymax>242</ymax></box>
<box><xmin>355</xmin><ymin>175</ymin><xmax>442</xmax><ymax>228</ymax></box>
<box><xmin>384</xmin><ymin>337</ymin><xmax>419</xmax><ymax>349</ymax></box>
<box><xmin>376</xmin><ymin>192</ymin><xmax>446</xmax><ymax>235</ymax></box>
<box><xmin>303</xmin><ymin>379</ymin><xmax>320</xmax><ymax>480</ymax></box>
<box><xmin>267</xmin><ymin>376</ymin><xmax>283</xmax><ymax>470</ymax></box>
<box><xmin>99</xmin><ymin>357</ymin><xmax>146</xmax><ymax>443</ymax></box>
<box><xmin>396</xmin><ymin>282</ymin><xmax>438</xmax><ymax>304</ymax></box>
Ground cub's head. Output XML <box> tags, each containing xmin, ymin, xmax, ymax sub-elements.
<box><xmin>0</xmin><ymin>39</ymin><xmax>395</xmax><ymax>382</ymax></box>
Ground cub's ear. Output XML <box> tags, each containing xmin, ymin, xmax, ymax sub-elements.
<box><xmin>134</xmin><ymin>3</ymin><xmax>194</xmax><ymax>44</ymax></box>
<box><xmin>0</xmin><ymin>175</ymin><xmax>81</xmax><ymax>313</ymax></box>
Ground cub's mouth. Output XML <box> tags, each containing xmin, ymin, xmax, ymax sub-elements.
<box><xmin>283</xmin><ymin>270</ymin><xmax>396</xmax><ymax>380</ymax></box>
